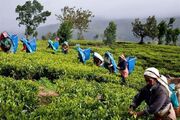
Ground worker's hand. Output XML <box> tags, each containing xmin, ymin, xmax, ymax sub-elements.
<box><xmin>136</xmin><ymin>111</ymin><xmax>144</xmax><ymax>117</ymax></box>
<box><xmin>108</xmin><ymin>64</ymin><xmax>113</xmax><ymax>68</ymax></box>
<box><xmin>128</xmin><ymin>108</ymin><xmax>134</xmax><ymax>115</ymax></box>
<box><xmin>117</xmin><ymin>67</ymin><xmax>120</xmax><ymax>70</ymax></box>
<box><xmin>128</xmin><ymin>109</ymin><xmax>137</xmax><ymax>118</ymax></box>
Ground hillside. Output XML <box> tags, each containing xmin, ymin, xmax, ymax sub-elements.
<box><xmin>37</xmin><ymin>17</ymin><xmax>180</xmax><ymax>42</ymax></box>
<box><xmin>0</xmin><ymin>40</ymin><xmax>180</xmax><ymax>119</ymax></box>
<box><xmin>36</xmin><ymin>18</ymin><xmax>139</xmax><ymax>41</ymax></box>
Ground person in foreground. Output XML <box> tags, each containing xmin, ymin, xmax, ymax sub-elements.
<box><xmin>128</xmin><ymin>67</ymin><xmax>176</xmax><ymax>120</ymax></box>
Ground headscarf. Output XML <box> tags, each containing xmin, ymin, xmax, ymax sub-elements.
<box><xmin>63</xmin><ymin>41</ymin><xmax>68</xmax><ymax>46</ymax></box>
<box><xmin>94</xmin><ymin>52</ymin><xmax>104</xmax><ymax>62</ymax></box>
<box><xmin>119</xmin><ymin>54</ymin><xmax>127</xmax><ymax>61</ymax></box>
<box><xmin>2</xmin><ymin>32</ymin><xmax>8</xmax><ymax>38</ymax></box>
<box><xmin>144</xmin><ymin>67</ymin><xmax>171</xmax><ymax>97</ymax></box>
<box><xmin>55</xmin><ymin>37</ymin><xmax>60</xmax><ymax>41</ymax></box>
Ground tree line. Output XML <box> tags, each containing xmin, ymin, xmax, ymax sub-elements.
<box><xmin>15</xmin><ymin>0</ymin><xmax>94</xmax><ymax>42</ymax></box>
<box><xmin>15</xmin><ymin>0</ymin><xmax>180</xmax><ymax>45</ymax></box>
<box><xmin>132</xmin><ymin>16</ymin><xmax>180</xmax><ymax>45</ymax></box>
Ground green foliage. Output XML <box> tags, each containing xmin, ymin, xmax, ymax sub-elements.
<box><xmin>32</xmin><ymin>79</ymin><xmax>137</xmax><ymax>119</ymax></box>
<box><xmin>171</xmin><ymin>28</ymin><xmax>180</xmax><ymax>45</ymax></box>
<box><xmin>157</xmin><ymin>17</ymin><xmax>180</xmax><ymax>45</ymax></box>
<box><xmin>132</xmin><ymin>18</ymin><xmax>147</xmax><ymax>44</ymax></box>
<box><xmin>132</xmin><ymin>16</ymin><xmax>159</xmax><ymax>44</ymax></box>
<box><xmin>57</xmin><ymin>21</ymin><xmax>73</xmax><ymax>43</ymax></box>
<box><xmin>103</xmin><ymin>21</ymin><xmax>117</xmax><ymax>45</ymax></box>
<box><xmin>165</xmin><ymin>18</ymin><xmax>180</xmax><ymax>45</ymax></box>
<box><xmin>131</xmin><ymin>16</ymin><xmax>179</xmax><ymax>45</ymax></box>
<box><xmin>69</xmin><ymin>40</ymin><xmax>104</xmax><ymax>46</ymax></box>
<box><xmin>0</xmin><ymin>40</ymin><xmax>179</xmax><ymax>119</ymax></box>
<box><xmin>56</xmin><ymin>6</ymin><xmax>94</xmax><ymax>40</ymax></box>
<box><xmin>15</xmin><ymin>0</ymin><xmax>51</xmax><ymax>38</ymax></box>
<box><xmin>74</xmin><ymin>8</ymin><xmax>94</xmax><ymax>40</ymax></box>
<box><xmin>41</xmin><ymin>35</ymin><xmax>46</xmax><ymax>40</ymax></box>
<box><xmin>157</xmin><ymin>20</ymin><xmax>167</xmax><ymax>44</ymax></box>
<box><xmin>56</xmin><ymin>6</ymin><xmax>75</xmax><ymax>23</ymax></box>
<box><xmin>168</xmin><ymin>18</ymin><xmax>176</xmax><ymax>28</ymax></box>
<box><xmin>145</xmin><ymin>16</ymin><xmax>159</xmax><ymax>40</ymax></box>
<box><xmin>42</xmin><ymin>32</ymin><xmax>57</xmax><ymax>40</ymax></box>
<box><xmin>93</xmin><ymin>34</ymin><xmax>99</xmax><ymax>40</ymax></box>
<box><xmin>0</xmin><ymin>77</ymin><xmax>38</xmax><ymax>119</ymax></box>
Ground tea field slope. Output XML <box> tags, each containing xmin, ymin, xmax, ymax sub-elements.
<box><xmin>0</xmin><ymin>40</ymin><xmax>179</xmax><ymax>119</ymax></box>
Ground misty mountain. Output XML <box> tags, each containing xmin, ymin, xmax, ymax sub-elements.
<box><xmin>37</xmin><ymin>18</ymin><xmax>137</xmax><ymax>41</ymax></box>
<box><xmin>37</xmin><ymin>17</ymin><xmax>180</xmax><ymax>43</ymax></box>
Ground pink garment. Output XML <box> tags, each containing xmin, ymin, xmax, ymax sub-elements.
<box><xmin>55</xmin><ymin>37</ymin><xmax>60</xmax><ymax>41</ymax></box>
<box><xmin>120</xmin><ymin>67</ymin><xmax>129</xmax><ymax>78</ymax></box>
<box><xmin>119</xmin><ymin>54</ymin><xmax>129</xmax><ymax>78</ymax></box>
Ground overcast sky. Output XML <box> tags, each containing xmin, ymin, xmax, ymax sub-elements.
<box><xmin>0</xmin><ymin>0</ymin><xmax>180</xmax><ymax>32</ymax></box>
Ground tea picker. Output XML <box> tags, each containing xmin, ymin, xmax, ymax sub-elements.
<box><xmin>77</xmin><ymin>45</ymin><xmax>91</xmax><ymax>64</ymax></box>
<box><xmin>128</xmin><ymin>67</ymin><xmax>176</xmax><ymax>119</ymax></box>
<box><xmin>62</xmin><ymin>41</ymin><xmax>69</xmax><ymax>54</ymax></box>
<box><xmin>117</xmin><ymin>54</ymin><xmax>137</xmax><ymax>84</ymax></box>
<box><xmin>92</xmin><ymin>51</ymin><xmax>104</xmax><ymax>67</ymax></box>
<box><xmin>21</xmin><ymin>37</ymin><xmax>36</xmax><ymax>53</ymax></box>
<box><xmin>47</xmin><ymin>39</ymin><xmax>59</xmax><ymax>52</ymax></box>
<box><xmin>0</xmin><ymin>31</ymin><xmax>18</xmax><ymax>53</ymax></box>
<box><xmin>104</xmin><ymin>52</ymin><xmax>117</xmax><ymax>73</ymax></box>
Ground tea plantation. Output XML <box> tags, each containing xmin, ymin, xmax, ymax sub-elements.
<box><xmin>0</xmin><ymin>40</ymin><xmax>179</xmax><ymax>120</ymax></box>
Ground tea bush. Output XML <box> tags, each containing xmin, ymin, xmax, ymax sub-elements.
<box><xmin>0</xmin><ymin>40</ymin><xmax>179</xmax><ymax>119</ymax></box>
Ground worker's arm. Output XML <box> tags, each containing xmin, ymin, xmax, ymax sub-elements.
<box><xmin>118</xmin><ymin>61</ymin><xmax>126</xmax><ymax>70</ymax></box>
<box><xmin>130</xmin><ymin>86</ymin><xmax>148</xmax><ymax>110</ymax></box>
<box><xmin>144</xmin><ymin>86</ymin><xmax>167</xmax><ymax>115</ymax></box>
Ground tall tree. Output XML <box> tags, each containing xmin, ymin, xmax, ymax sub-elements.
<box><xmin>157</xmin><ymin>20</ymin><xmax>167</xmax><ymax>44</ymax></box>
<box><xmin>56</xmin><ymin>6</ymin><xmax>76</xmax><ymax>23</ymax></box>
<box><xmin>56</xmin><ymin>6</ymin><xmax>94</xmax><ymax>40</ymax></box>
<box><xmin>103</xmin><ymin>21</ymin><xmax>117</xmax><ymax>45</ymax></box>
<box><xmin>166</xmin><ymin>28</ymin><xmax>180</xmax><ymax>45</ymax></box>
<box><xmin>146</xmin><ymin>16</ymin><xmax>159</xmax><ymax>40</ymax></box>
<box><xmin>57</xmin><ymin>21</ymin><xmax>73</xmax><ymax>43</ymax></box>
<box><xmin>165</xmin><ymin>29</ymin><xmax>173</xmax><ymax>45</ymax></box>
<box><xmin>171</xmin><ymin>28</ymin><xmax>180</xmax><ymax>45</ymax></box>
<box><xmin>167</xmin><ymin>17</ymin><xmax>176</xmax><ymax>28</ymax></box>
<box><xmin>15</xmin><ymin>0</ymin><xmax>51</xmax><ymax>39</ymax></box>
<box><xmin>132</xmin><ymin>18</ymin><xmax>147</xmax><ymax>44</ymax></box>
<box><xmin>165</xmin><ymin>17</ymin><xmax>180</xmax><ymax>45</ymax></box>
<box><xmin>93</xmin><ymin>34</ymin><xmax>99</xmax><ymax>40</ymax></box>
<box><xmin>74</xmin><ymin>8</ymin><xmax>94</xmax><ymax>40</ymax></box>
